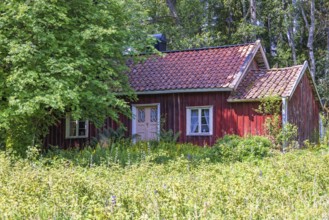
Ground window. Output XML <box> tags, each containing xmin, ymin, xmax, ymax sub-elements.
<box><xmin>150</xmin><ymin>107</ymin><xmax>158</xmax><ymax>122</ymax></box>
<box><xmin>138</xmin><ymin>108</ymin><xmax>145</xmax><ymax>122</ymax></box>
<box><xmin>65</xmin><ymin>115</ymin><xmax>88</xmax><ymax>138</ymax></box>
<box><xmin>186</xmin><ymin>106</ymin><xmax>213</xmax><ymax>135</ymax></box>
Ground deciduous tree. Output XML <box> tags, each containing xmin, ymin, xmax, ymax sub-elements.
<box><xmin>0</xmin><ymin>0</ymin><xmax>151</xmax><ymax>153</ymax></box>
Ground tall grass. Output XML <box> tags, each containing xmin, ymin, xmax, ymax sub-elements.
<box><xmin>45</xmin><ymin>141</ymin><xmax>214</xmax><ymax>167</ymax></box>
<box><xmin>0</xmin><ymin>141</ymin><xmax>329</xmax><ymax>219</ymax></box>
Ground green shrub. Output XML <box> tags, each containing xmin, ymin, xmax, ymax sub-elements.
<box><xmin>214</xmin><ymin>134</ymin><xmax>242</xmax><ymax>147</ymax></box>
<box><xmin>211</xmin><ymin>135</ymin><xmax>272</xmax><ymax>162</ymax></box>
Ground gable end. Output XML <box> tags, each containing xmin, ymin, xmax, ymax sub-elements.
<box><xmin>230</xmin><ymin>40</ymin><xmax>270</xmax><ymax>90</ymax></box>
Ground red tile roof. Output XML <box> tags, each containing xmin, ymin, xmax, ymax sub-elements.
<box><xmin>128</xmin><ymin>43</ymin><xmax>256</xmax><ymax>92</ymax></box>
<box><xmin>228</xmin><ymin>65</ymin><xmax>304</xmax><ymax>101</ymax></box>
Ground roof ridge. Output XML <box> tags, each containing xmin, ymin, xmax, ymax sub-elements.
<box><xmin>162</xmin><ymin>42</ymin><xmax>255</xmax><ymax>53</ymax></box>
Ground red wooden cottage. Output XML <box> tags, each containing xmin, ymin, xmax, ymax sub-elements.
<box><xmin>45</xmin><ymin>40</ymin><xmax>323</xmax><ymax>147</ymax></box>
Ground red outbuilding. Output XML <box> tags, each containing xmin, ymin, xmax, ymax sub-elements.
<box><xmin>45</xmin><ymin>40</ymin><xmax>323</xmax><ymax>148</ymax></box>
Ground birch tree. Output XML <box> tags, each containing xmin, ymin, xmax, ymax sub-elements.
<box><xmin>301</xmin><ymin>0</ymin><xmax>316</xmax><ymax>77</ymax></box>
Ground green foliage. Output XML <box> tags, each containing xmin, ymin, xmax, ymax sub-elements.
<box><xmin>1</xmin><ymin>145</ymin><xmax>329</xmax><ymax>218</ymax></box>
<box><xmin>211</xmin><ymin>135</ymin><xmax>272</xmax><ymax>162</ymax></box>
<box><xmin>256</xmin><ymin>96</ymin><xmax>298</xmax><ymax>149</ymax></box>
<box><xmin>158</xmin><ymin>129</ymin><xmax>181</xmax><ymax>144</ymax></box>
<box><xmin>256</xmin><ymin>95</ymin><xmax>282</xmax><ymax>115</ymax></box>
<box><xmin>278</xmin><ymin>123</ymin><xmax>299</xmax><ymax>149</ymax></box>
<box><xmin>91</xmin><ymin>126</ymin><xmax>128</xmax><ymax>148</ymax></box>
<box><xmin>0</xmin><ymin>0</ymin><xmax>152</xmax><ymax>153</ymax></box>
<box><xmin>317</xmin><ymin>110</ymin><xmax>329</xmax><ymax>150</ymax></box>
<box><xmin>45</xmin><ymin>141</ymin><xmax>212</xmax><ymax>167</ymax></box>
<box><xmin>232</xmin><ymin>20</ymin><xmax>266</xmax><ymax>43</ymax></box>
<box><xmin>149</xmin><ymin>117</ymin><xmax>181</xmax><ymax>145</ymax></box>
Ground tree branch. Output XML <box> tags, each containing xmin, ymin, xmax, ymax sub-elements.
<box><xmin>166</xmin><ymin>0</ymin><xmax>180</xmax><ymax>24</ymax></box>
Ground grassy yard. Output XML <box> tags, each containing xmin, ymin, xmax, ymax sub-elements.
<box><xmin>0</xmin><ymin>140</ymin><xmax>329</xmax><ymax>219</ymax></box>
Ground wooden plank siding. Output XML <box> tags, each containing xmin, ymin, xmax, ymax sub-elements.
<box><xmin>45</xmin><ymin>92</ymin><xmax>270</xmax><ymax>148</ymax></box>
<box><xmin>288</xmin><ymin>73</ymin><xmax>320</xmax><ymax>144</ymax></box>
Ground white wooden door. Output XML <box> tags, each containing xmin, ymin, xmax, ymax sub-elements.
<box><xmin>136</xmin><ymin>106</ymin><xmax>158</xmax><ymax>141</ymax></box>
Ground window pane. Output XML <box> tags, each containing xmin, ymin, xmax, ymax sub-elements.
<box><xmin>190</xmin><ymin>109</ymin><xmax>199</xmax><ymax>133</ymax></box>
<box><xmin>78</xmin><ymin>121</ymin><xmax>86</xmax><ymax>136</ymax></box>
<box><xmin>138</xmin><ymin>108</ymin><xmax>145</xmax><ymax>122</ymax></box>
<box><xmin>201</xmin><ymin>116</ymin><xmax>207</xmax><ymax>124</ymax></box>
<box><xmin>150</xmin><ymin>108</ymin><xmax>157</xmax><ymax>122</ymax></box>
<box><xmin>201</xmin><ymin>124</ymin><xmax>209</xmax><ymax>133</ymax></box>
<box><xmin>69</xmin><ymin>121</ymin><xmax>76</xmax><ymax>136</ymax></box>
<box><xmin>201</xmin><ymin>109</ymin><xmax>210</xmax><ymax>133</ymax></box>
<box><xmin>78</xmin><ymin>121</ymin><xmax>86</xmax><ymax>129</ymax></box>
<box><xmin>201</xmin><ymin>109</ymin><xmax>209</xmax><ymax>117</ymax></box>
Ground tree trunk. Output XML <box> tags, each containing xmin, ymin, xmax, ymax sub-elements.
<box><xmin>250</xmin><ymin>0</ymin><xmax>257</xmax><ymax>25</ymax></box>
<box><xmin>307</xmin><ymin>0</ymin><xmax>316</xmax><ymax>78</ymax></box>
<box><xmin>287</xmin><ymin>27</ymin><xmax>297</xmax><ymax>65</ymax></box>
<box><xmin>283</xmin><ymin>0</ymin><xmax>297</xmax><ymax>65</ymax></box>
<box><xmin>166</xmin><ymin>0</ymin><xmax>180</xmax><ymax>24</ymax></box>
<box><xmin>242</xmin><ymin>0</ymin><xmax>247</xmax><ymax>18</ymax></box>
<box><xmin>268</xmin><ymin>17</ymin><xmax>277</xmax><ymax>57</ymax></box>
<box><xmin>292</xmin><ymin>0</ymin><xmax>298</xmax><ymax>34</ymax></box>
<box><xmin>300</xmin><ymin>0</ymin><xmax>316</xmax><ymax>78</ymax></box>
<box><xmin>324</xmin><ymin>27</ymin><xmax>329</xmax><ymax>77</ymax></box>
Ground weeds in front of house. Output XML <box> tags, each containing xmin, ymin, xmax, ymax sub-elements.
<box><xmin>210</xmin><ymin>135</ymin><xmax>272</xmax><ymax>162</ymax></box>
<box><xmin>0</xmin><ymin>142</ymin><xmax>329</xmax><ymax>219</ymax></box>
<box><xmin>42</xmin><ymin>134</ymin><xmax>274</xmax><ymax>167</ymax></box>
<box><xmin>1</xmin><ymin>126</ymin><xmax>328</xmax><ymax>219</ymax></box>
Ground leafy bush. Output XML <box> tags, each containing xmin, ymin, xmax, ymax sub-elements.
<box><xmin>211</xmin><ymin>135</ymin><xmax>272</xmax><ymax>162</ymax></box>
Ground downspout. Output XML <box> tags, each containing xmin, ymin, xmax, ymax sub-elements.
<box><xmin>282</xmin><ymin>97</ymin><xmax>289</xmax><ymax>151</ymax></box>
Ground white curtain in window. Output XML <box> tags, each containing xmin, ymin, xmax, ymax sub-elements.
<box><xmin>204</xmin><ymin>109</ymin><xmax>209</xmax><ymax>131</ymax></box>
<box><xmin>191</xmin><ymin>110</ymin><xmax>199</xmax><ymax>133</ymax></box>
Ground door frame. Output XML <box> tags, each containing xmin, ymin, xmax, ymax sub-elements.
<box><xmin>132</xmin><ymin>103</ymin><xmax>161</xmax><ymax>142</ymax></box>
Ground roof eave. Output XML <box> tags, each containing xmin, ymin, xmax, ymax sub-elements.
<box><xmin>134</xmin><ymin>87</ymin><xmax>233</xmax><ymax>95</ymax></box>
<box><xmin>227</xmin><ymin>98</ymin><xmax>261</xmax><ymax>103</ymax></box>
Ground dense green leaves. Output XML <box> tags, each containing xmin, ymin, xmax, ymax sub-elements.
<box><xmin>0</xmin><ymin>0</ymin><xmax>151</xmax><ymax>152</ymax></box>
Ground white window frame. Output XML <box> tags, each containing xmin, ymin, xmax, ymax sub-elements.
<box><xmin>65</xmin><ymin>114</ymin><xmax>89</xmax><ymax>139</ymax></box>
<box><xmin>186</xmin><ymin>106</ymin><xmax>213</xmax><ymax>136</ymax></box>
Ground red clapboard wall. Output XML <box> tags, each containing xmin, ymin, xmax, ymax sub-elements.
<box><xmin>288</xmin><ymin>73</ymin><xmax>320</xmax><ymax>144</ymax></box>
<box><xmin>44</xmin><ymin>92</ymin><xmax>271</xmax><ymax>148</ymax></box>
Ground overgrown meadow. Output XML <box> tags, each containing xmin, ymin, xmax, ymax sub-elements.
<box><xmin>1</xmin><ymin>136</ymin><xmax>329</xmax><ymax>219</ymax></box>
